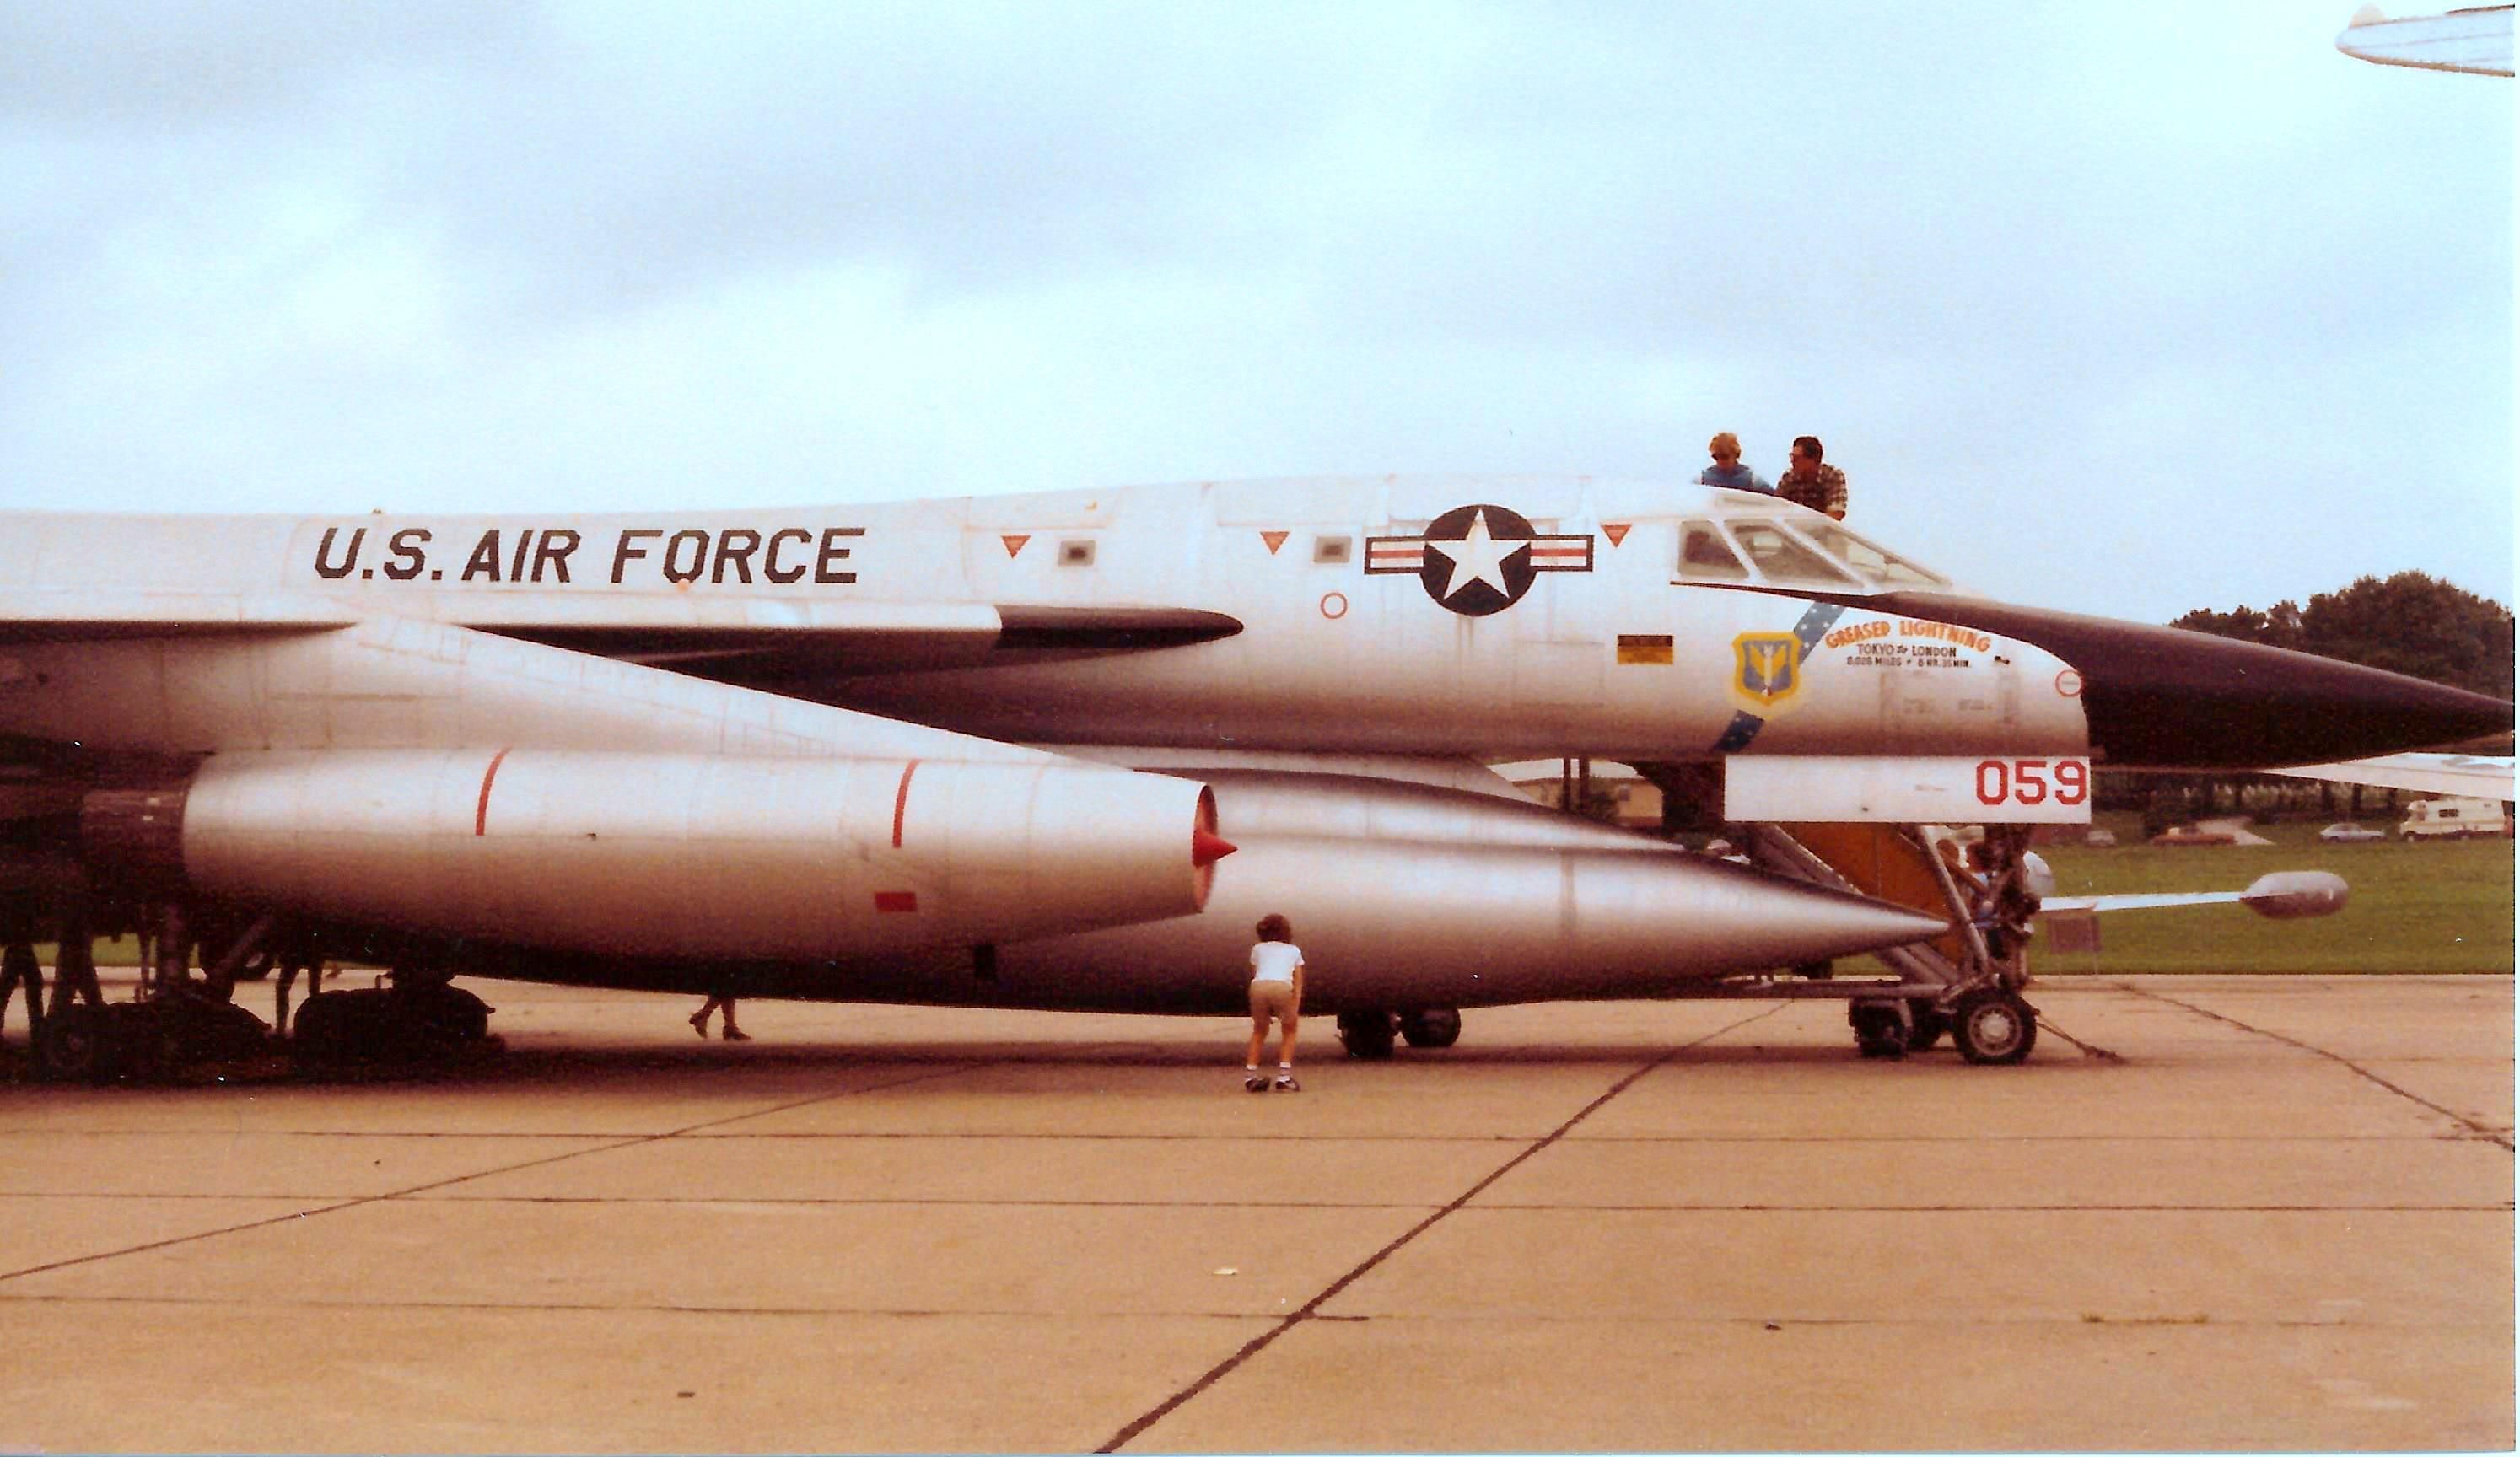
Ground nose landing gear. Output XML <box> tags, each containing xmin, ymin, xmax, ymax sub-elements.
<box><xmin>1949</xmin><ymin>988</ymin><xmax>2038</xmax><ymax>1065</ymax></box>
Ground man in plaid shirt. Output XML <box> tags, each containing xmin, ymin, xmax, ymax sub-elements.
<box><xmin>1779</xmin><ymin>435</ymin><xmax>1847</xmax><ymax>519</ymax></box>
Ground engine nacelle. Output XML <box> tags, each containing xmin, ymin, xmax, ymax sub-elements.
<box><xmin>83</xmin><ymin>750</ymin><xmax>1223</xmax><ymax>960</ymax></box>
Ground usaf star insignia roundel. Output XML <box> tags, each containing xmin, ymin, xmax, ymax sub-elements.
<box><xmin>1363</xmin><ymin>503</ymin><xmax>1594</xmax><ymax>616</ymax></box>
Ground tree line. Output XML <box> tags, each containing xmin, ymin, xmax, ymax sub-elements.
<box><xmin>2103</xmin><ymin>571</ymin><xmax>2513</xmax><ymax>827</ymax></box>
<box><xmin>2167</xmin><ymin>570</ymin><xmax>2512</xmax><ymax>702</ymax></box>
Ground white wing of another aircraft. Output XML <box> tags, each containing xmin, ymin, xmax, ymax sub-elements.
<box><xmin>2336</xmin><ymin>4</ymin><xmax>2515</xmax><ymax>75</ymax></box>
<box><xmin>2269</xmin><ymin>751</ymin><xmax>2516</xmax><ymax>801</ymax></box>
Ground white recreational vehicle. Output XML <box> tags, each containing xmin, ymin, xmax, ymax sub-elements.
<box><xmin>2398</xmin><ymin>797</ymin><xmax>2516</xmax><ymax>840</ymax></box>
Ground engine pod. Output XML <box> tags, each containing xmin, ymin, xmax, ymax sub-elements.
<box><xmin>110</xmin><ymin>749</ymin><xmax>1219</xmax><ymax>960</ymax></box>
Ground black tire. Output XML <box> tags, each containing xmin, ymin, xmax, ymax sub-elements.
<box><xmin>1907</xmin><ymin>1008</ymin><xmax>1950</xmax><ymax>1052</ymax></box>
<box><xmin>289</xmin><ymin>990</ymin><xmax>365</xmax><ymax>1066</ymax></box>
<box><xmin>1397</xmin><ymin>1008</ymin><xmax>1462</xmax><ymax>1050</ymax></box>
<box><xmin>110</xmin><ymin>1004</ymin><xmax>175</xmax><ymax>1084</ymax></box>
<box><xmin>411</xmin><ymin>983</ymin><xmax>492</xmax><ymax>1046</ymax></box>
<box><xmin>1337</xmin><ymin>1009</ymin><xmax>1397</xmax><ymax>1060</ymax></box>
<box><xmin>1849</xmin><ymin>1003</ymin><xmax>1909</xmax><ymax>1059</ymax></box>
<box><xmin>293</xmin><ymin>985</ymin><xmax>490</xmax><ymax>1067</ymax></box>
<box><xmin>1952</xmin><ymin>990</ymin><xmax>2038</xmax><ymax>1065</ymax></box>
<box><xmin>37</xmin><ymin>1005</ymin><xmax>114</xmax><ymax>1083</ymax></box>
<box><xmin>176</xmin><ymin>997</ymin><xmax>277</xmax><ymax>1062</ymax></box>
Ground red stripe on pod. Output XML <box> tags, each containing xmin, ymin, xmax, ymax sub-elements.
<box><xmin>475</xmin><ymin>748</ymin><xmax>513</xmax><ymax>836</ymax></box>
<box><xmin>892</xmin><ymin>759</ymin><xmax>918</xmax><ymax>848</ymax></box>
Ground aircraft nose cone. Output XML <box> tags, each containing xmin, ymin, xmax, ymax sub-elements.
<box><xmin>1845</xmin><ymin>594</ymin><xmax>2512</xmax><ymax>768</ymax></box>
<box><xmin>2080</xmin><ymin>653</ymin><xmax>2511</xmax><ymax>768</ymax></box>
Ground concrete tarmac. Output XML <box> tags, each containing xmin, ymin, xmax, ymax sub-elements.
<box><xmin>0</xmin><ymin>973</ymin><xmax>2508</xmax><ymax>1453</ymax></box>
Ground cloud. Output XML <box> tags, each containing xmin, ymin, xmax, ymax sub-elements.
<box><xmin>0</xmin><ymin>1</ymin><xmax>2507</xmax><ymax>626</ymax></box>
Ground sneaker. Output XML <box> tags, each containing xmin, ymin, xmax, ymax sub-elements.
<box><xmin>1243</xmin><ymin>1073</ymin><xmax>1268</xmax><ymax>1093</ymax></box>
<box><xmin>723</xmin><ymin>1027</ymin><xmax>751</xmax><ymax>1042</ymax></box>
<box><xmin>1273</xmin><ymin>1074</ymin><xmax>1300</xmax><ymax>1092</ymax></box>
<box><xmin>689</xmin><ymin>1013</ymin><xmax>709</xmax><ymax>1039</ymax></box>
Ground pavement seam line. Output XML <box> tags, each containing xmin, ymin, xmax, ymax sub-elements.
<box><xmin>0</xmin><ymin>1061</ymin><xmax>983</xmax><ymax>1286</ymax></box>
<box><xmin>4</xmin><ymin>1290</ymin><xmax>2499</xmax><ymax>1332</ymax></box>
<box><xmin>1095</xmin><ymin>1004</ymin><xmax>1786</xmax><ymax>1454</ymax></box>
<box><xmin>2119</xmin><ymin>982</ymin><xmax>2515</xmax><ymax>1152</ymax></box>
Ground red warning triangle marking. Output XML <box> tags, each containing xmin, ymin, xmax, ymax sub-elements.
<box><xmin>1001</xmin><ymin>535</ymin><xmax>1031</xmax><ymax>558</ymax></box>
<box><xmin>1260</xmin><ymin>530</ymin><xmax>1290</xmax><ymax>556</ymax></box>
<box><xmin>1602</xmin><ymin>523</ymin><xmax>1631</xmax><ymax>547</ymax></box>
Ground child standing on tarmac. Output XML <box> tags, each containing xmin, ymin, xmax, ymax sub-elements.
<box><xmin>1244</xmin><ymin>913</ymin><xmax>1304</xmax><ymax>1092</ymax></box>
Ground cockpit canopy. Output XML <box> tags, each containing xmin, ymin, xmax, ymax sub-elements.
<box><xmin>1674</xmin><ymin>506</ymin><xmax>1954</xmax><ymax>593</ymax></box>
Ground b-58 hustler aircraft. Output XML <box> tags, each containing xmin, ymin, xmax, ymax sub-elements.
<box><xmin>0</xmin><ymin>476</ymin><xmax>2506</xmax><ymax>1077</ymax></box>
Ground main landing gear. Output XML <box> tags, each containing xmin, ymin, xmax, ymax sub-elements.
<box><xmin>37</xmin><ymin>997</ymin><xmax>271</xmax><ymax>1084</ymax></box>
<box><xmin>1336</xmin><ymin>1008</ymin><xmax>1463</xmax><ymax>1059</ymax></box>
<box><xmin>33</xmin><ymin>904</ymin><xmax>500</xmax><ymax>1083</ymax></box>
<box><xmin>34</xmin><ymin>904</ymin><xmax>276</xmax><ymax>1083</ymax></box>
<box><xmin>289</xmin><ymin>973</ymin><xmax>497</xmax><ymax>1072</ymax></box>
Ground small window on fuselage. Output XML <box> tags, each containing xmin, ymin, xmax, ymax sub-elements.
<box><xmin>1313</xmin><ymin>535</ymin><xmax>1352</xmax><ymax>565</ymax></box>
<box><xmin>1058</xmin><ymin>540</ymin><xmax>1096</xmax><ymax>567</ymax></box>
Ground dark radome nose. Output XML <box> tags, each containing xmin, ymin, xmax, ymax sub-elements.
<box><xmin>1840</xmin><ymin>593</ymin><xmax>2513</xmax><ymax>770</ymax></box>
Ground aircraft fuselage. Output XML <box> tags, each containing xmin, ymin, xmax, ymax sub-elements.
<box><xmin>6</xmin><ymin>477</ymin><xmax>2100</xmax><ymax>766</ymax></box>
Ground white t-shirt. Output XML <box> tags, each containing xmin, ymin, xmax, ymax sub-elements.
<box><xmin>1249</xmin><ymin>941</ymin><xmax>1304</xmax><ymax>984</ymax></box>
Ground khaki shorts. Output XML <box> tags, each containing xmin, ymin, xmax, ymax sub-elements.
<box><xmin>1248</xmin><ymin>979</ymin><xmax>1297</xmax><ymax>1029</ymax></box>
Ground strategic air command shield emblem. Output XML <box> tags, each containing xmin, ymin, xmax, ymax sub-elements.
<box><xmin>1731</xmin><ymin>631</ymin><xmax>1803</xmax><ymax>710</ymax></box>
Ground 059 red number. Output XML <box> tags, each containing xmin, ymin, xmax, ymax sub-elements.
<box><xmin>1975</xmin><ymin>758</ymin><xmax>2087</xmax><ymax>807</ymax></box>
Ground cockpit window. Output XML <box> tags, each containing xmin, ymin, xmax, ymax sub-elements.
<box><xmin>1677</xmin><ymin>520</ymin><xmax>1749</xmax><ymax>581</ymax></box>
<box><xmin>1720</xmin><ymin>521</ymin><xmax>1862</xmax><ymax>586</ymax></box>
<box><xmin>1793</xmin><ymin>519</ymin><xmax>1952</xmax><ymax>589</ymax></box>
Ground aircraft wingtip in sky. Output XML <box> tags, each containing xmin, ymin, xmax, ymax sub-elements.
<box><xmin>2337</xmin><ymin>3</ymin><xmax>2516</xmax><ymax>75</ymax></box>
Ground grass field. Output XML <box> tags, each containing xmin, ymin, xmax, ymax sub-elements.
<box><xmin>2036</xmin><ymin>813</ymin><xmax>2516</xmax><ymax>975</ymax></box>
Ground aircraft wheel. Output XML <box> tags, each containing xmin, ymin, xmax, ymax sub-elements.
<box><xmin>1849</xmin><ymin>1003</ymin><xmax>1909</xmax><ymax>1059</ymax></box>
<box><xmin>37</xmin><ymin>1006</ymin><xmax>115</xmax><ymax>1083</ymax></box>
<box><xmin>110</xmin><ymin>1005</ymin><xmax>177</xmax><ymax>1084</ymax></box>
<box><xmin>1337</xmin><ymin>1010</ymin><xmax>1397</xmax><ymax>1060</ymax></box>
<box><xmin>1952</xmin><ymin>990</ymin><xmax>2038</xmax><ymax>1066</ymax></box>
<box><xmin>294</xmin><ymin>985</ymin><xmax>492</xmax><ymax>1068</ymax></box>
<box><xmin>289</xmin><ymin>991</ymin><xmax>366</xmax><ymax>1067</ymax></box>
<box><xmin>1398</xmin><ymin>1008</ymin><xmax>1462</xmax><ymax>1050</ymax></box>
<box><xmin>1907</xmin><ymin>1008</ymin><xmax>1950</xmax><ymax>1052</ymax></box>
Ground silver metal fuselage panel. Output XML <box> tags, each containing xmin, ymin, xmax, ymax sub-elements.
<box><xmin>0</xmin><ymin>478</ymin><xmax>2092</xmax><ymax>766</ymax></box>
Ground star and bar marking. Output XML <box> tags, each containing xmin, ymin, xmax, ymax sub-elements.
<box><xmin>1365</xmin><ymin>503</ymin><xmax>1594</xmax><ymax>617</ymax></box>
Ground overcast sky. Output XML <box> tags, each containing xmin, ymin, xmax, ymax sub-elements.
<box><xmin>2</xmin><ymin>1</ymin><xmax>2509</xmax><ymax>623</ymax></box>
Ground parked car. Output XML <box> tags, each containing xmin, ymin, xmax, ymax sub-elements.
<box><xmin>2149</xmin><ymin>825</ymin><xmax>2236</xmax><ymax>847</ymax></box>
<box><xmin>2317</xmin><ymin>822</ymin><xmax>2385</xmax><ymax>843</ymax></box>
